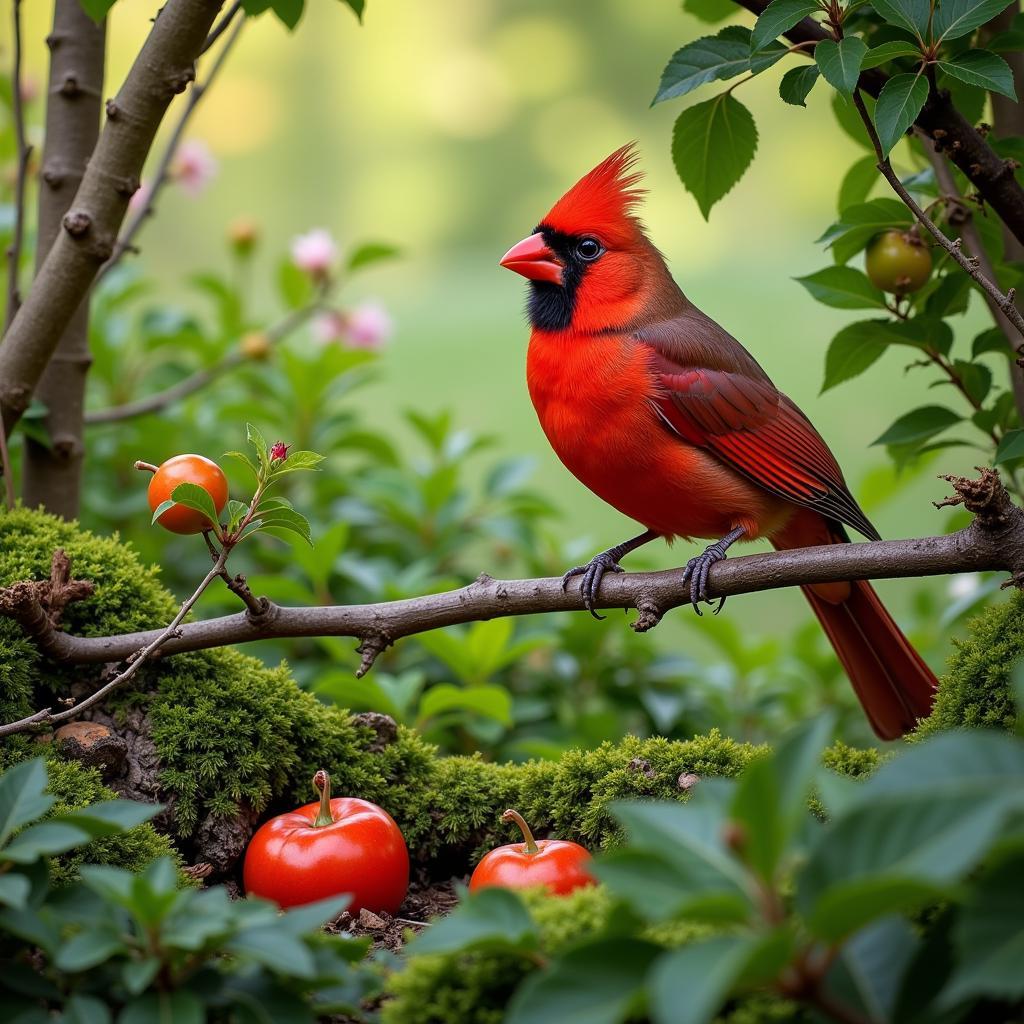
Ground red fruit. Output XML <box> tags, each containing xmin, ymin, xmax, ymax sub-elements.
<box><xmin>243</xmin><ymin>770</ymin><xmax>409</xmax><ymax>913</ymax></box>
<box><xmin>469</xmin><ymin>809</ymin><xmax>595</xmax><ymax>896</ymax></box>
<box><xmin>146</xmin><ymin>454</ymin><xmax>228</xmax><ymax>535</ymax></box>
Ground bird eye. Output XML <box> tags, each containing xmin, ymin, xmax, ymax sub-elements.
<box><xmin>576</xmin><ymin>238</ymin><xmax>603</xmax><ymax>261</ymax></box>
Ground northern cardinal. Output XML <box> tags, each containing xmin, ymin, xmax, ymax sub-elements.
<box><xmin>499</xmin><ymin>144</ymin><xmax>936</xmax><ymax>739</ymax></box>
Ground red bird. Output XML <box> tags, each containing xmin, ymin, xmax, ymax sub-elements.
<box><xmin>499</xmin><ymin>144</ymin><xmax>936</xmax><ymax>739</ymax></box>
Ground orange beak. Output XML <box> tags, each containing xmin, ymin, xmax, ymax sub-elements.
<box><xmin>500</xmin><ymin>232</ymin><xmax>563</xmax><ymax>286</ymax></box>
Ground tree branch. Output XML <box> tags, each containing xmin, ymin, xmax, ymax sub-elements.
<box><xmin>0</xmin><ymin>0</ymin><xmax>225</xmax><ymax>438</ymax></box>
<box><xmin>200</xmin><ymin>0</ymin><xmax>243</xmax><ymax>56</ymax></box>
<box><xmin>97</xmin><ymin>12</ymin><xmax>245</xmax><ymax>282</ymax></box>
<box><xmin>1</xmin><ymin>472</ymin><xmax>1021</xmax><ymax>687</ymax></box>
<box><xmin>21</xmin><ymin>0</ymin><xmax>107</xmax><ymax>519</ymax></box>
<box><xmin>851</xmin><ymin>90</ymin><xmax>1024</xmax><ymax>340</ymax></box>
<box><xmin>5</xmin><ymin>0</ymin><xmax>31</xmax><ymax>334</ymax></box>
<box><xmin>730</xmin><ymin>0</ymin><xmax>1024</xmax><ymax>246</ymax></box>
<box><xmin>84</xmin><ymin>291</ymin><xmax>325</xmax><ymax>425</ymax></box>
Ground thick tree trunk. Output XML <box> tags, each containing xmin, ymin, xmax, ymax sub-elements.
<box><xmin>0</xmin><ymin>0</ymin><xmax>223</xmax><ymax>438</ymax></box>
<box><xmin>21</xmin><ymin>1</ymin><xmax>106</xmax><ymax>518</ymax></box>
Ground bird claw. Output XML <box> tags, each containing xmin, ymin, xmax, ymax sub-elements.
<box><xmin>681</xmin><ymin>541</ymin><xmax>730</xmax><ymax>616</ymax></box>
<box><xmin>561</xmin><ymin>552</ymin><xmax>625</xmax><ymax>619</ymax></box>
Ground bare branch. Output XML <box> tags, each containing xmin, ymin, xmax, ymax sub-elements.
<box><xmin>98</xmin><ymin>13</ymin><xmax>246</xmax><ymax>282</ymax></box>
<box><xmin>85</xmin><ymin>294</ymin><xmax>325</xmax><ymax>425</ymax></box>
<box><xmin>200</xmin><ymin>0</ymin><xmax>243</xmax><ymax>55</ymax></box>
<box><xmin>1</xmin><ymin>472</ymin><xmax>1021</xmax><ymax>688</ymax></box>
<box><xmin>4</xmin><ymin>0</ymin><xmax>32</xmax><ymax>334</ymax></box>
<box><xmin>852</xmin><ymin>90</ymin><xmax>1024</xmax><ymax>341</ymax></box>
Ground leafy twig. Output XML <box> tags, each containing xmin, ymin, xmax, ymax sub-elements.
<box><xmin>4</xmin><ymin>0</ymin><xmax>32</xmax><ymax>335</ymax></box>
<box><xmin>96</xmin><ymin>13</ymin><xmax>245</xmax><ymax>283</ymax></box>
<box><xmin>851</xmin><ymin>89</ymin><xmax>1024</xmax><ymax>341</ymax></box>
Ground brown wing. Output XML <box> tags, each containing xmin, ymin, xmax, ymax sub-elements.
<box><xmin>633</xmin><ymin>308</ymin><xmax>879</xmax><ymax>541</ymax></box>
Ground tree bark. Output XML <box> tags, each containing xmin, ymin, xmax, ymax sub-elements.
<box><xmin>20</xmin><ymin>0</ymin><xmax>107</xmax><ymax>518</ymax></box>
<box><xmin>0</xmin><ymin>0</ymin><xmax>223</xmax><ymax>438</ymax></box>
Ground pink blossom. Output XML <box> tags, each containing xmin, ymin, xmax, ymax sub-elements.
<box><xmin>312</xmin><ymin>302</ymin><xmax>393</xmax><ymax>351</ymax></box>
<box><xmin>270</xmin><ymin>441</ymin><xmax>291</xmax><ymax>462</ymax></box>
<box><xmin>291</xmin><ymin>229</ymin><xmax>338</xmax><ymax>278</ymax></box>
<box><xmin>344</xmin><ymin>301</ymin><xmax>393</xmax><ymax>350</ymax></box>
<box><xmin>128</xmin><ymin>180</ymin><xmax>152</xmax><ymax>214</ymax></box>
<box><xmin>172</xmin><ymin>139</ymin><xmax>218</xmax><ymax>197</ymax></box>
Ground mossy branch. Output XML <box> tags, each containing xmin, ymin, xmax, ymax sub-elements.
<box><xmin>0</xmin><ymin>471</ymin><xmax>1021</xmax><ymax>733</ymax></box>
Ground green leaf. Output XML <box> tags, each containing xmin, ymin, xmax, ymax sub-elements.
<box><xmin>1</xmin><ymin>821</ymin><xmax>92</xmax><ymax>863</ymax></box>
<box><xmin>121</xmin><ymin>958</ymin><xmax>162</xmax><ymax>996</ymax></box>
<box><xmin>271</xmin><ymin>0</ymin><xmax>304</xmax><ymax>30</ymax></box>
<box><xmin>120</xmin><ymin>992</ymin><xmax>204</xmax><ymax>1024</ymax></box>
<box><xmin>795</xmin><ymin>266</ymin><xmax>887</xmax><ymax>308</ymax></box>
<box><xmin>729</xmin><ymin>714</ymin><xmax>834</xmax><ymax>881</ymax></box>
<box><xmin>347</xmin><ymin>241</ymin><xmax>399</xmax><ymax>272</ymax></box>
<box><xmin>838</xmin><ymin>155</ymin><xmax>880</xmax><ymax>211</ymax></box>
<box><xmin>224</xmin><ymin>450</ymin><xmax>260</xmax><ymax>485</ymax></box>
<box><xmin>228</xmin><ymin>925</ymin><xmax>316</xmax><ymax>977</ymax></box>
<box><xmin>973</xmin><ymin>327</ymin><xmax>1010</xmax><ymax>358</ymax></box>
<box><xmin>874</xmin><ymin>73</ymin><xmax>929</xmax><ymax>157</ymax></box>
<box><xmin>869</xmin><ymin>0</ymin><xmax>931</xmax><ymax>39</ymax></box>
<box><xmin>273</xmin><ymin>449</ymin><xmax>325</xmax><ymax>474</ymax></box>
<box><xmin>150</xmin><ymin>499</ymin><xmax>175</xmax><ymax>526</ymax></box>
<box><xmin>417</xmin><ymin>684</ymin><xmax>512</xmax><ymax>726</ymax></box>
<box><xmin>413</xmin><ymin>887</ymin><xmax>537</xmax><ymax>955</ymax></box>
<box><xmin>340</xmin><ymin>0</ymin><xmax>364</xmax><ymax>22</ymax></box>
<box><xmin>750</xmin><ymin>0</ymin><xmax>820</xmax><ymax>52</ymax></box>
<box><xmin>833</xmin><ymin>92</ymin><xmax>877</xmax><ymax>150</ymax></box>
<box><xmin>952</xmin><ymin>359</ymin><xmax>991</xmax><ymax>405</ymax></box>
<box><xmin>168</xmin><ymin>481</ymin><xmax>221</xmax><ymax>531</ymax></box>
<box><xmin>818</xmin><ymin>197</ymin><xmax>912</xmax><ymax>264</ymax></box>
<box><xmin>871</xmin><ymin>405</ymin><xmax>962</xmax><ymax>446</ymax></box>
<box><xmin>246</xmin><ymin>422</ymin><xmax>271</xmax><ymax>475</ymax></box>
<box><xmin>506</xmin><ymin>938</ymin><xmax>661</xmax><ymax>1024</ymax></box>
<box><xmin>861</xmin><ymin>40</ymin><xmax>923</xmax><ymax>69</ymax></box>
<box><xmin>0</xmin><ymin>874</ymin><xmax>31</xmax><ymax>909</ymax></box>
<box><xmin>250</xmin><ymin>506</ymin><xmax>313</xmax><ymax>546</ymax></box>
<box><xmin>684</xmin><ymin>0</ymin><xmax>738</xmax><ymax>22</ymax></box>
<box><xmin>226</xmin><ymin>499</ymin><xmax>249</xmax><ymax>531</ymax></box>
<box><xmin>829</xmin><ymin>917</ymin><xmax>919</xmax><ymax>1024</ymax></box>
<box><xmin>78</xmin><ymin>0</ymin><xmax>118</xmax><ymax>21</ymax></box>
<box><xmin>64</xmin><ymin>799</ymin><xmax>161</xmax><ymax>837</ymax></box>
<box><xmin>65</xmin><ymin>994</ymin><xmax>113</xmax><ymax>1024</ymax></box>
<box><xmin>779</xmin><ymin>65</ymin><xmax>820</xmax><ymax>107</ymax></box>
<box><xmin>996</xmin><ymin>429</ymin><xmax>1024</xmax><ymax>465</ymax></box>
<box><xmin>672</xmin><ymin>93</ymin><xmax>759</xmax><ymax>220</ymax></box>
<box><xmin>653</xmin><ymin>32</ymin><xmax>755</xmax><ymax>104</ymax></box>
<box><xmin>55</xmin><ymin>929</ymin><xmax>125</xmax><ymax>971</ymax></box>
<box><xmin>933</xmin><ymin>0</ymin><xmax>1016</xmax><ymax>42</ymax></box>
<box><xmin>935</xmin><ymin>50</ymin><xmax>1016</xmax><ymax>100</ymax></box>
<box><xmin>940</xmin><ymin>853</ymin><xmax>1024</xmax><ymax>1006</ymax></box>
<box><xmin>0</xmin><ymin>759</ymin><xmax>53</xmax><ymax>847</ymax></box>
<box><xmin>649</xmin><ymin>933</ymin><xmax>794</xmax><ymax>1024</ymax></box>
<box><xmin>815</xmin><ymin>37</ymin><xmax>868</xmax><ymax>98</ymax></box>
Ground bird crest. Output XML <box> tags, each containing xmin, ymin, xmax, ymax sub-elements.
<box><xmin>541</xmin><ymin>143</ymin><xmax>646</xmax><ymax>245</ymax></box>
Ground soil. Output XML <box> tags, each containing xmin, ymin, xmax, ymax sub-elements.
<box><xmin>326</xmin><ymin>872</ymin><xmax>463</xmax><ymax>953</ymax></box>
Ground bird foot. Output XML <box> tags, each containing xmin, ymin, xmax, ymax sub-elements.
<box><xmin>681</xmin><ymin>540</ymin><xmax>733</xmax><ymax>616</ymax></box>
<box><xmin>561</xmin><ymin>551</ymin><xmax>625</xmax><ymax>620</ymax></box>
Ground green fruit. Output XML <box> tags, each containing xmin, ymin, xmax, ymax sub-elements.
<box><xmin>865</xmin><ymin>230</ymin><xmax>933</xmax><ymax>296</ymax></box>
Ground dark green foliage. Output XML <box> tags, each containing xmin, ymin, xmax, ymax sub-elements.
<box><xmin>822</xmin><ymin>739</ymin><xmax>884</xmax><ymax>778</ymax></box>
<box><xmin>914</xmin><ymin>591</ymin><xmax>1023</xmax><ymax>739</ymax></box>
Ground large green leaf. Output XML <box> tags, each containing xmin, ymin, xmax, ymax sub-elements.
<box><xmin>874</xmin><ymin>74</ymin><xmax>929</xmax><ymax>157</ymax></box>
<box><xmin>822</xmin><ymin>320</ymin><xmax>900</xmax><ymax>392</ymax></box>
<box><xmin>871</xmin><ymin>405</ymin><xmax>961</xmax><ymax>446</ymax></box>
<box><xmin>995</xmin><ymin>429</ymin><xmax>1024</xmax><ymax>465</ymax></box>
<box><xmin>779</xmin><ymin>65</ymin><xmax>820</xmax><ymax>107</ymax></box>
<box><xmin>270</xmin><ymin>0</ymin><xmax>304</xmax><ymax>30</ymax></box>
<box><xmin>935</xmin><ymin>50</ymin><xmax>1016</xmax><ymax>100</ymax></box>
<box><xmin>932</xmin><ymin>0</ymin><xmax>1016</xmax><ymax>41</ymax></box>
<box><xmin>0</xmin><ymin>759</ymin><xmax>53</xmax><ymax>847</ymax></box>
<box><xmin>940</xmin><ymin>853</ymin><xmax>1024</xmax><ymax>1006</ymax></box>
<box><xmin>750</xmin><ymin>0</ymin><xmax>820</xmax><ymax>51</ymax></box>
<box><xmin>412</xmin><ymin>887</ymin><xmax>537</xmax><ymax>955</ymax></box>
<box><xmin>861</xmin><ymin>40</ymin><xmax>924</xmax><ymax>69</ymax></box>
<box><xmin>817</xmin><ymin>197</ymin><xmax>912</xmax><ymax>264</ymax></box>
<box><xmin>65</xmin><ymin>799</ymin><xmax>161</xmax><ymax>837</ymax></box>
<box><xmin>653</xmin><ymin>32</ymin><xmax>755</xmax><ymax>104</ymax></box>
<box><xmin>795</xmin><ymin>266</ymin><xmax>887</xmax><ymax>308</ymax></box>
<box><xmin>416</xmin><ymin>683</ymin><xmax>512</xmax><ymax>726</ymax></box>
<box><xmin>506</xmin><ymin>938</ymin><xmax>660</xmax><ymax>1024</ymax></box>
<box><xmin>671</xmin><ymin>93</ymin><xmax>758</xmax><ymax>220</ymax></box>
<box><xmin>1</xmin><ymin>821</ymin><xmax>93</xmax><ymax>863</ymax></box>
<box><xmin>869</xmin><ymin>0</ymin><xmax>932</xmax><ymax>39</ymax></box>
<box><xmin>167</xmin><ymin>481</ymin><xmax>221</xmax><ymax>531</ymax></box>
<box><xmin>815</xmin><ymin>37</ymin><xmax>868</xmax><ymax>98</ymax></box>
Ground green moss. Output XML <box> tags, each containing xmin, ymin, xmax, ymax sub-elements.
<box><xmin>822</xmin><ymin>740</ymin><xmax>883</xmax><ymax>778</ymax></box>
<box><xmin>914</xmin><ymin>591</ymin><xmax>1023</xmax><ymax>740</ymax></box>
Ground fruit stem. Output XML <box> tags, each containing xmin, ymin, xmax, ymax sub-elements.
<box><xmin>502</xmin><ymin>808</ymin><xmax>539</xmax><ymax>855</ymax></box>
<box><xmin>312</xmin><ymin>769</ymin><xmax>335</xmax><ymax>827</ymax></box>
<box><xmin>134</xmin><ymin>461</ymin><xmax>158</xmax><ymax>474</ymax></box>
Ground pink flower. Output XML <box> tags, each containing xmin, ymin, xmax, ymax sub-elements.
<box><xmin>172</xmin><ymin>139</ymin><xmax>218</xmax><ymax>197</ymax></box>
<box><xmin>291</xmin><ymin>229</ymin><xmax>338</xmax><ymax>278</ymax></box>
<box><xmin>128</xmin><ymin>180</ymin><xmax>152</xmax><ymax>214</ymax></box>
<box><xmin>312</xmin><ymin>302</ymin><xmax>393</xmax><ymax>351</ymax></box>
<box><xmin>270</xmin><ymin>441</ymin><xmax>291</xmax><ymax>462</ymax></box>
<box><xmin>344</xmin><ymin>301</ymin><xmax>393</xmax><ymax>350</ymax></box>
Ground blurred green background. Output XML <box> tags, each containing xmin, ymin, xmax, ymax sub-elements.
<box><xmin>5</xmin><ymin>0</ymin><xmax>998</xmax><ymax>745</ymax></box>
